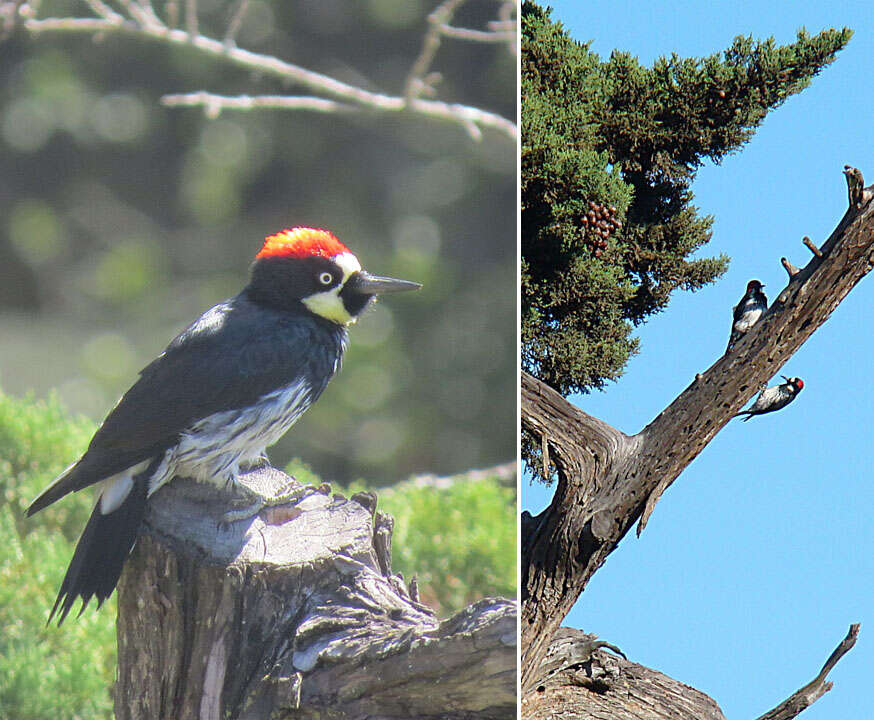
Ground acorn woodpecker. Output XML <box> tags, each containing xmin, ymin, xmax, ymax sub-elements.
<box><xmin>27</xmin><ymin>227</ymin><xmax>420</xmax><ymax>624</ymax></box>
<box><xmin>727</xmin><ymin>279</ymin><xmax>767</xmax><ymax>351</ymax></box>
<box><xmin>734</xmin><ymin>376</ymin><xmax>804</xmax><ymax>421</ymax></box>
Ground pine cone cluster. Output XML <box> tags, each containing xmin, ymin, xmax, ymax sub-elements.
<box><xmin>581</xmin><ymin>199</ymin><xmax>622</xmax><ymax>258</ymax></box>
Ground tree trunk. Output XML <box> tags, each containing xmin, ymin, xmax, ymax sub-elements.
<box><xmin>521</xmin><ymin>175</ymin><xmax>872</xmax><ymax>713</ymax></box>
<box><xmin>114</xmin><ymin>466</ymin><xmax>516</xmax><ymax>720</ymax></box>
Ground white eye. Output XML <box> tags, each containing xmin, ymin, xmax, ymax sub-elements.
<box><xmin>319</xmin><ymin>272</ymin><xmax>333</xmax><ymax>286</ymax></box>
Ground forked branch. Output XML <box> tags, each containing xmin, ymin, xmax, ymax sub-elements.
<box><xmin>521</xmin><ymin>173</ymin><xmax>874</xmax><ymax>688</ymax></box>
<box><xmin>756</xmin><ymin>623</ymin><xmax>859</xmax><ymax>720</ymax></box>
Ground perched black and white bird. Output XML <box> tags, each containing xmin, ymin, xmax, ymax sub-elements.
<box><xmin>727</xmin><ymin>279</ymin><xmax>767</xmax><ymax>351</ymax></box>
<box><xmin>734</xmin><ymin>376</ymin><xmax>804</xmax><ymax>421</ymax></box>
<box><xmin>27</xmin><ymin>227</ymin><xmax>420</xmax><ymax>624</ymax></box>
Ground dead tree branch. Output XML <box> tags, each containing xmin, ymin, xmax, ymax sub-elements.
<box><xmin>521</xmin><ymin>178</ymin><xmax>874</xmax><ymax>690</ymax></box>
<box><xmin>756</xmin><ymin>623</ymin><xmax>860</xmax><ymax>720</ymax></box>
<box><xmin>380</xmin><ymin>462</ymin><xmax>517</xmax><ymax>494</ymax></box>
<box><xmin>9</xmin><ymin>0</ymin><xmax>516</xmax><ymax>142</ymax></box>
<box><xmin>781</xmin><ymin>256</ymin><xmax>800</xmax><ymax>277</ymax></box>
<box><xmin>802</xmin><ymin>235</ymin><xmax>823</xmax><ymax>257</ymax></box>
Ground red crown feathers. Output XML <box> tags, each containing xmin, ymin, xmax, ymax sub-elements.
<box><xmin>255</xmin><ymin>228</ymin><xmax>350</xmax><ymax>261</ymax></box>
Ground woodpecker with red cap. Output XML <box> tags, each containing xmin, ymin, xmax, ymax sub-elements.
<box><xmin>734</xmin><ymin>376</ymin><xmax>804</xmax><ymax>421</ymax></box>
<box><xmin>727</xmin><ymin>279</ymin><xmax>767</xmax><ymax>352</ymax></box>
<box><xmin>27</xmin><ymin>228</ymin><xmax>420</xmax><ymax>624</ymax></box>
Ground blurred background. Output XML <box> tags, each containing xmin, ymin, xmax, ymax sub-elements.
<box><xmin>0</xmin><ymin>0</ymin><xmax>516</xmax><ymax>485</ymax></box>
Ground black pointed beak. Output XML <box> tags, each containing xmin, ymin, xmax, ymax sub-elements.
<box><xmin>349</xmin><ymin>271</ymin><xmax>422</xmax><ymax>295</ymax></box>
<box><xmin>780</xmin><ymin>375</ymin><xmax>790</xmax><ymax>382</ymax></box>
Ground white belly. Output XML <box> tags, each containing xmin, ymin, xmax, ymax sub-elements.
<box><xmin>734</xmin><ymin>306</ymin><xmax>763</xmax><ymax>333</ymax></box>
<box><xmin>153</xmin><ymin>380</ymin><xmax>313</xmax><ymax>494</ymax></box>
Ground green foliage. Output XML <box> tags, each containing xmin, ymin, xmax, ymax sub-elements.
<box><xmin>0</xmin><ymin>391</ymin><xmax>115</xmax><ymax>720</ymax></box>
<box><xmin>0</xmin><ymin>390</ymin><xmax>94</xmax><ymax>538</ymax></box>
<box><xmin>522</xmin><ymin>1</ymin><xmax>851</xmax><ymax>400</ymax></box>
<box><xmin>337</xmin><ymin>470</ymin><xmax>516</xmax><ymax>616</ymax></box>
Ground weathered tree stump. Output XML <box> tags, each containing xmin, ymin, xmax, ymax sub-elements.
<box><xmin>115</xmin><ymin>466</ymin><xmax>516</xmax><ymax>719</ymax></box>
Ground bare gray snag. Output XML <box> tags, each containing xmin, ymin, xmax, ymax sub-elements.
<box><xmin>115</xmin><ymin>467</ymin><xmax>516</xmax><ymax>720</ymax></box>
<box><xmin>521</xmin><ymin>172</ymin><xmax>872</xmax><ymax>705</ymax></box>
<box><xmin>756</xmin><ymin>623</ymin><xmax>860</xmax><ymax>720</ymax></box>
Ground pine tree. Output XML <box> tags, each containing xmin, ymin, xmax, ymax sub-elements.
<box><xmin>522</xmin><ymin>1</ymin><xmax>851</xmax><ymax>406</ymax></box>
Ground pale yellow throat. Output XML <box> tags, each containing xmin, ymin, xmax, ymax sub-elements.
<box><xmin>302</xmin><ymin>252</ymin><xmax>362</xmax><ymax>325</ymax></box>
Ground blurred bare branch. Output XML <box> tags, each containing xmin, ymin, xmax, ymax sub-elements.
<box><xmin>405</xmin><ymin>0</ymin><xmax>517</xmax><ymax>104</ymax></box>
<box><xmin>184</xmin><ymin>0</ymin><xmax>196</xmax><ymax>37</ymax></box>
<box><xmin>116</xmin><ymin>0</ymin><xmax>161</xmax><ymax>30</ymax></box>
<box><xmin>496</xmin><ymin>1</ymin><xmax>518</xmax><ymax>56</ymax></box>
<box><xmin>380</xmin><ymin>462</ymin><xmax>518</xmax><ymax>495</ymax></box>
<box><xmin>83</xmin><ymin>0</ymin><xmax>122</xmax><ymax>22</ymax></box>
<box><xmin>161</xmin><ymin>92</ymin><xmax>359</xmax><ymax>118</ymax></box>
<box><xmin>165</xmin><ymin>0</ymin><xmax>178</xmax><ymax>28</ymax></box>
<box><xmin>406</xmin><ymin>0</ymin><xmax>463</xmax><ymax>102</ymax></box>
<box><xmin>440</xmin><ymin>25</ymin><xmax>516</xmax><ymax>42</ymax></box>
<box><xmin>14</xmin><ymin>0</ymin><xmax>517</xmax><ymax>143</ymax></box>
<box><xmin>223</xmin><ymin>0</ymin><xmax>248</xmax><ymax>47</ymax></box>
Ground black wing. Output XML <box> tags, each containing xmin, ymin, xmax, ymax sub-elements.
<box><xmin>28</xmin><ymin>294</ymin><xmax>344</xmax><ymax>514</ymax></box>
<box><xmin>731</xmin><ymin>293</ymin><xmax>747</xmax><ymax>323</ymax></box>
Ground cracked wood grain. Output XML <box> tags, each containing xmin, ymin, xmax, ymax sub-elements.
<box><xmin>522</xmin><ymin>629</ymin><xmax>727</xmax><ymax>720</ymax></box>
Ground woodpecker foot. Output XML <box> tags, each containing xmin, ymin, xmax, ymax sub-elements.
<box><xmin>218</xmin><ymin>481</ymin><xmax>316</xmax><ymax>527</ymax></box>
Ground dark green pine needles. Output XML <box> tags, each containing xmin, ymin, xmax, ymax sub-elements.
<box><xmin>521</xmin><ymin>1</ymin><xmax>851</xmax><ymax>404</ymax></box>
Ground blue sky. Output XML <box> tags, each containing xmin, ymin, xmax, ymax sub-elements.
<box><xmin>522</xmin><ymin>2</ymin><xmax>874</xmax><ymax>717</ymax></box>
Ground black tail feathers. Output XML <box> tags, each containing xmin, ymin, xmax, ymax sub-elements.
<box><xmin>50</xmin><ymin>474</ymin><xmax>149</xmax><ymax>625</ymax></box>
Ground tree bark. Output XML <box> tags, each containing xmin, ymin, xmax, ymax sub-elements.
<box><xmin>521</xmin><ymin>181</ymin><xmax>873</xmax><ymax>705</ymax></box>
<box><xmin>521</xmin><ymin>625</ymin><xmax>857</xmax><ymax>720</ymax></box>
<box><xmin>115</xmin><ymin>466</ymin><xmax>516</xmax><ymax>720</ymax></box>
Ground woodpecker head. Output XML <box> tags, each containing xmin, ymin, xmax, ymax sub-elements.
<box><xmin>781</xmin><ymin>375</ymin><xmax>804</xmax><ymax>393</ymax></box>
<box><xmin>746</xmin><ymin>279</ymin><xmax>764</xmax><ymax>294</ymax></box>
<box><xmin>247</xmin><ymin>228</ymin><xmax>421</xmax><ymax>324</ymax></box>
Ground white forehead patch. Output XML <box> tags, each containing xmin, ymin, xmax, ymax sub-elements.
<box><xmin>302</xmin><ymin>251</ymin><xmax>362</xmax><ymax>325</ymax></box>
<box><xmin>333</xmin><ymin>252</ymin><xmax>361</xmax><ymax>280</ymax></box>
